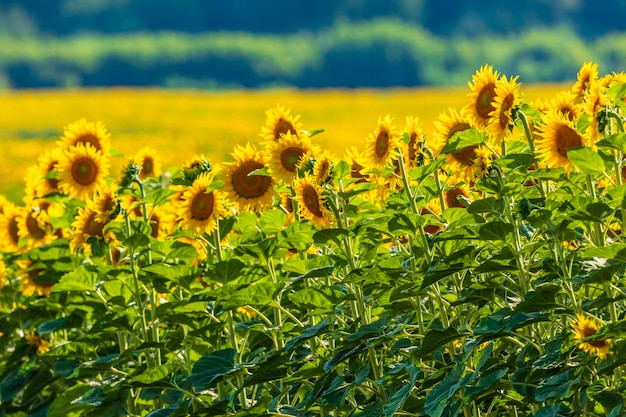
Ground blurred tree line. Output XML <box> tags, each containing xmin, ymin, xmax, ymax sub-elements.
<box><xmin>0</xmin><ymin>0</ymin><xmax>625</xmax><ymax>89</ymax></box>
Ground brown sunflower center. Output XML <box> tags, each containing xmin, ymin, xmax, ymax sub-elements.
<box><xmin>445</xmin><ymin>188</ymin><xmax>468</xmax><ymax>209</ymax></box>
<box><xmin>8</xmin><ymin>217</ymin><xmax>20</xmax><ymax>244</ymax></box>
<box><xmin>142</xmin><ymin>158</ymin><xmax>154</xmax><ymax>176</ymax></box>
<box><xmin>408</xmin><ymin>133</ymin><xmax>418</xmax><ymax>161</ymax></box>
<box><xmin>499</xmin><ymin>94</ymin><xmax>515</xmax><ymax>128</ymax></box>
<box><xmin>71</xmin><ymin>157</ymin><xmax>99</xmax><ymax>186</ymax></box>
<box><xmin>76</xmin><ymin>134</ymin><xmax>102</xmax><ymax>151</ymax></box>
<box><xmin>447</xmin><ymin>122</ymin><xmax>471</xmax><ymax>140</ymax></box>
<box><xmin>560</xmin><ymin>107</ymin><xmax>575</xmax><ymax>121</ymax></box>
<box><xmin>302</xmin><ymin>185</ymin><xmax>323</xmax><ymax>217</ymax></box>
<box><xmin>26</xmin><ymin>213</ymin><xmax>46</xmax><ymax>240</ymax></box>
<box><xmin>451</xmin><ymin>146</ymin><xmax>478</xmax><ymax>166</ymax></box>
<box><xmin>84</xmin><ymin>211</ymin><xmax>105</xmax><ymax>237</ymax></box>
<box><xmin>375</xmin><ymin>131</ymin><xmax>390</xmax><ymax>157</ymax></box>
<box><xmin>149</xmin><ymin>215</ymin><xmax>160</xmax><ymax>238</ymax></box>
<box><xmin>232</xmin><ymin>160</ymin><xmax>271</xmax><ymax>199</ymax></box>
<box><xmin>190</xmin><ymin>192</ymin><xmax>215</xmax><ymax>220</ymax></box>
<box><xmin>46</xmin><ymin>163</ymin><xmax>60</xmax><ymax>191</ymax></box>
<box><xmin>317</xmin><ymin>160</ymin><xmax>331</xmax><ymax>181</ymax></box>
<box><xmin>280</xmin><ymin>147</ymin><xmax>306</xmax><ymax>173</ymax></box>
<box><xmin>555</xmin><ymin>125</ymin><xmax>582</xmax><ymax>158</ymax></box>
<box><xmin>476</xmin><ymin>83</ymin><xmax>497</xmax><ymax>119</ymax></box>
<box><xmin>274</xmin><ymin>118</ymin><xmax>296</xmax><ymax>141</ymax></box>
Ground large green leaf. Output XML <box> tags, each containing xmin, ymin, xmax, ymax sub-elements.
<box><xmin>52</xmin><ymin>265</ymin><xmax>100</xmax><ymax>292</ymax></box>
<box><xmin>534</xmin><ymin>371</ymin><xmax>581</xmax><ymax>402</ymax></box>
<box><xmin>567</xmin><ymin>146</ymin><xmax>606</xmax><ymax>176</ymax></box>
<box><xmin>191</xmin><ymin>349</ymin><xmax>238</xmax><ymax>391</ymax></box>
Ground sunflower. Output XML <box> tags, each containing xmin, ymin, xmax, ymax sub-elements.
<box><xmin>0</xmin><ymin>203</ymin><xmax>23</xmax><ymax>252</ymax></box>
<box><xmin>261</xmin><ymin>104</ymin><xmax>304</xmax><ymax>143</ymax></box>
<box><xmin>266</xmin><ymin>131</ymin><xmax>314</xmax><ymax>184</ymax></box>
<box><xmin>363</xmin><ymin>115</ymin><xmax>400</xmax><ymax>171</ymax></box>
<box><xmin>571</xmin><ymin>314</ymin><xmax>611</xmax><ymax>359</ymax></box>
<box><xmin>69</xmin><ymin>205</ymin><xmax>109</xmax><ymax>254</ymax></box>
<box><xmin>17</xmin><ymin>206</ymin><xmax>52</xmax><ymax>248</ymax></box>
<box><xmin>58</xmin><ymin>118</ymin><xmax>111</xmax><ymax>155</ymax></box>
<box><xmin>25</xmin><ymin>330</ymin><xmax>50</xmax><ymax>354</ymax></box>
<box><xmin>486</xmin><ymin>75</ymin><xmax>522</xmax><ymax>143</ymax></box>
<box><xmin>599</xmin><ymin>71</ymin><xmax>626</xmax><ymax>89</ymax></box>
<box><xmin>404</xmin><ymin>116</ymin><xmax>426</xmax><ymax>168</ymax></box>
<box><xmin>312</xmin><ymin>150</ymin><xmax>335</xmax><ymax>185</ymax></box>
<box><xmin>177</xmin><ymin>172</ymin><xmax>230</xmax><ymax>235</ymax></box>
<box><xmin>56</xmin><ymin>143</ymin><xmax>110</xmax><ymax>200</ymax></box>
<box><xmin>293</xmin><ymin>174</ymin><xmax>332</xmax><ymax>228</ymax></box>
<box><xmin>443</xmin><ymin>176</ymin><xmax>472</xmax><ymax>209</ymax></box>
<box><xmin>25</xmin><ymin>148</ymin><xmax>64</xmax><ymax>199</ymax></box>
<box><xmin>132</xmin><ymin>146</ymin><xmax>162</xmax><ymax>180</ymax></box>
<box><xmin>473</xmin><ymin>146</ymin><xmax>494</xmax><ymax>180</ymax></box>
<box><xmin>535</xmin><ymin>110</ymin><xmax>588</xmax><ymax>174</ymax></box>
<box><xmin>344</xmin><ymin>146</ymin><xmax>369</xmax><ymax>185</ymax></box>
<box><xmin>221</xmin><ymin>143</ymin><xmax>275</xmax><ymax>212</ymax></box>
<box><xmin>422</xmin><ymin>198</ymin><xmax>444</xmax><ymax>236</ymax></box>
<box><xmin>91</xmin><ymin>184</ymin><xmax>121</xmax><ymax>223</ymax></box>
<box><xmin>583</xmin><ymin>80</ymin><xmax>609</xmax><ymax>146</ymax></box>
<box><xmin>463</xmin><ymin>65</ymin><xmax>500</xmax><ymax>128</ymax></box>
<box><xmin>19</xmin><ymin>261</ymin><xmax>53</xmax><ymax>298</ymax></box>
<box><xmin>570</xmin><ymin>62</ymin><xmax>599</xmax><ymax>103</ymax></box>
<box><xmin>431</xmin><ymin>109</ymin><xmax>478</xmax><ymax>181</ymax></box>
<box><xmin>544</xmin><ymin>91</ymin><xmax>581</xmax><ymax>122</ymax></box>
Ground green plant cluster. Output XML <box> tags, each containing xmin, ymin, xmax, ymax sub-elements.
<box><xmin>1</xmin><ymin>20</ymin><xmax>626</xmax><ymax>89</ymax></box>
<box><xmin>1</xmin><ymin>97</ymin><xmax>626</xmax><ymax>417</ymax></box>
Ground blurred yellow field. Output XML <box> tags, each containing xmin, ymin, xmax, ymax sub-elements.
<box><xmin>0</xmin><ymin>85</ymin><xmax>567</xmax><ymax>201</ymax></box>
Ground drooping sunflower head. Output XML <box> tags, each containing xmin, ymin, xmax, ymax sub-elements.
<box><xmin>486</xmin><ymin>75</ymin><xmax>522</xmax><ymax>143</ymax></box>
<box><xmin>177</xmin><ymin>171</ymin><xmax>230</xmax><ymax>236</ymax></box>
<box><xmin>0</xmin><ymin>202</ymin><xmax>23</xmax><ymax>253</ymax></box>
<box><xmin>17</xmin><ymin>205</ymin><xmax>53</xmax><ymax>248</ymax></box>
<box><xmin>293</xmin><ymin>173</ymin><xmax>332</xmax><ymax>229</ymax></box>
<box><xmin>571</xmin><ymin>314</ymin><xmax>611</xmax><ymax>359</ymax></box>
<box><xmin>403</xmin><ymin>116</ymin><xmax>427</xmax><ymax>168</ymax></box>
<box><xmin>56</xmin><ymin>143</ymin><xmax>110</xmax><ymax>200</ymax></box>
<box><xmin>535</xmin><ymin>110</ymin><xmax>588</xmax><ymax>175</ymax></box>
<box><xmin>89</xmin><ymin>184</ymin><xmax>121</xmax><ymax>223</ymax></box>
<box><xmin>311</xmin><ymin>150</ymin><xmax>335</xmax><ymax>185</ymax></box>
<box><xmin>58</xmin><ymin>118</ymin><xmax>111</xmax><ymax>154</ymax></box>
<box><xmin>266</xmin><ymin>131</ymin><xmax>314</xmax><ymax>184</ymax></box>
<box><xmin>344</xmin><ymin>146</ymin><xmax>369</xmax><ymax>185</ymax></box>
<box><xmin>463</xmin><ymin>65</ymin><xmax>501</xmax><ymax>128</ymax></box>
<box><xmin>261</xmin><ymin>104</ymin><xmax>304</xmax><ymax>143</ymax></box>
<box><xmin>571</xmin><ymin>62</ymin><xmax>599</xmax><ymax>102</ymax></box>
<box><xmin>133</xmin><ymin>146</ymin><xmax>162</xmax><ymax>180</ymax></box>
<box><xmin>221</xmin><ymin>143</ymin><xmax>275</xmax><ymax>212</ymax></box>
<box><xmin>364</xmin><ymin>114</ymin><xmax>401</xmax><ymax>171</ymax></box>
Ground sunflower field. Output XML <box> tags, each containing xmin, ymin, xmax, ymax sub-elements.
<box><xmin>0</xmin><ymin>62</ymin><xmax>625</xmax><ymax>416</ymax></box>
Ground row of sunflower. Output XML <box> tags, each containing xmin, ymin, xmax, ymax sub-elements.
<box><xmin>0</xmin><ymin>62</ymin><xmax>625</xmax><ymax>416</ymax></box>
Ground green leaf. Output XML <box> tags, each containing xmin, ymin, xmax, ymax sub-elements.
<box><xmin>567</xmin><ymin>147</ymin><xmax>606</xmax><ymax>176</ymax></box>
<box><xmin>284</xmin><ymin>318</ymin><xmax>330</xmax><ymax>351</ymax></box>
<box><xmin>313</xmin><ymin>228</ymin><xmax>352</xmax><ymax>245</ymax></box>
<box><xmin>463</xmin><ymin>368</ymin><xmax>508</xmax><ymax>401</ymax></box>
<box><xmin>478</xmin><ymin>221</ymin><xmax>513</xmax><ymax>241</ymax></box>
<box><xmin>383</xmin><ymin>384</ymin><xmax>411</xmax><ymax>417</ymax></box>
<box><xmin>388</xmin><ymin>213</ymin><xmax>424</xmax><ymax>236</ymax></box>
<box><xmin>323</xmin><ymin>343</ymin><xmax>367</xmax><ymax>372</ymax></box>
<box><xmin>596</xmin><ymin>133</ymin><xmax>626</xmax><ymax>153</ymax></box>
<box><xmin>424</xmin><ymin>365</ymin><xmax>464</xmax><ymax>417</ymax></box>
<box><xmin>222</xmin><ymin>282</ymin><xmax>281</xmax><ymax>310</ymax></box>
<box><xmin>335</xmin><ymin>160</ymin><xmax>350</xmax><ymax>179</ymax></box>
<box><xmin>467</xmin><ymin>197</ymin><xmax>504</xmax><ymax>214</ymax></box>
<box><xmin>534</xmin><ymin>370</ymin><xmax>581</xmax><ymax>402</ymax></box>
<box><xmin>47</xmin><ymin>384</ymin><xmax>96</xmax><ymax>417</ymax></box>
<box><xmin>530</xmin><ymin>404</ymin><xmax>572</xmax><ymax>417</ymax></box>
<box><xmin>128</xmin><ymin>362</ymin><xmax>178</xmax><ymax>386</ymax></box>
<box><xmin>52</xmin><ymin>266</ymin><xmax>99</xmax><ymax>292</ymax></box>
<box><xmin>418</xmin><ymin>327</ymin><xmax>469</xmax><ymax>358</ymax></box>
<box><xmin>441</xmin><ymin>128</ymin><xmax>485</xmax><ymax>154</ymax></box>
<box><xmin>607</xmin><ymin>82</ymin><xmax>626</xmax><ymax>103</ymax></box>
<box><xmin>192</xmin><ymin>349</ymin><xmax>237</xmax><ymax>391</ymax></box>
<box><xmin>308</xmin><ymin>128</ymin><xmax>325</xmax><ymax>137</ymax></box>
<box><xmin>346</xmin><ymin>315</ymin><xmax>392</xmax><ymax>342</ymax></box>
<box><xmin>213</xmin><ymin>259</ymin><xmax>246</xmax><ymax>284</ymax></box>
<box><xmin>143</xmin><ymin>188</ymin><xmax>178</xmax><ymax>207</ymax></box>
<box><xmin>259</xmin><ymin>209</ymin><xmax>286</xmax><ymax>235</ymax></box>
<box><xmin>37</xmin><ymin>312</ymin><xmax>83</xmax><ymax>335</ymax></box>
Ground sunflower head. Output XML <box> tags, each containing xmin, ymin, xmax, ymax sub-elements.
<box><xmin>261</xmin><ymin>104</ymin><xmax>304</xmax><ymax>143</ymax></box>
<box><xmin>0</xmin><ymin>203</ymin><xmax>24</xmax><ymax>252</ymax></box>
<box><xmin>90</xmin><ymin>184</ymin><xmax>121</xmax><ymax>223</ymax></box>
<box><xmin>56</xmin><ymin>143</ymin><xmax>110</xmax><ymax>200</ymax></box>
<box><xmin>571</xmin><ymin>314</ymin><xmax>611</xmax><ymax>359</ymax></box>
<box><xmin>535</xmin><ymin>110</ymin><xmax>588</xmax><ymax>174</ymax></box>
<box><xmin>25</xmin><ymin>148</ymin><xmax>64</xmax><ymax>199</ymax></box>
<box><xmin>443</xmin><ymin>176</ymin><xmax>472</xmax><ymax>209</ymax></box>
<box><xmin>545</xmin><ymin>91</ymin><xmax>581</xmax><ymax>122</ymax></box>
<box><xmin>266</xmin><ymin>131</ymin><xmax>314</xmax><ymax>184</ymax></box>
<box><xmin>403</xmin><ymin>116</ymin><xmax>427</xmax><ymax>168</ymax></box>
<box><xmin>463</xmin><ymin>65</ymin><xmax>500</xmax><ymax>128</ymax></box>
<box><xmin>133</xmin><ymin>147</ymin><xmax>162</xmax><ymax>180</ymax></box>
<box><xmin>472</xmin><ymin>146</ymin><xmax>494</xmax><ymax>180</ymax></box>
<box><xmin>17</xmin><ymin>205</ymin><xmax>52</xmax><ymax>248</ymax></box>
<box><xmin>25</xmin><ymin>330</ymin><xmax>50</xmax><ymax>354</ymax></box>
<box><xmin>364</xmin><ymin>114</ymin><xmax>400</xmax><ymax>171</ymax></box>
<box><xmin>312</xmin><ymin>150</ymin><xmax>335</xmax><ymax>185</ymax></box>
<box><xmin>221</xmin><ymin>143</ymin><xmax>275</xmax><ymax>212</ymax></box>
<box><xmin>179</xmin><ymin>155</ymin><xmax>213</xmax><ymax>185</ymax></box>
<box><xmin>58</xmin><ymin>118</ymin><xmax>111</xmax><ymax>154</ymax></box>
<box><xmin>571</xmin><ymin>62</ymin><xmax>599</xmax><ymax>103</ymax></box>
<box><xmin>293</xmin><ymin>173</ymin><xmax>332</xmax><ymax>229</ymax></box>
<box><xmin>430</xmin><ymin>109</ymin><xmax>472</xmax><ymax>157</ymax></box>
<box><xmin>177</xmin><ymin>171</ymin><xmax>230</xmax><ymax>235</ymax></box>
<box><xmin>486</xmin><ymin>75</ymin><xmax>522</xmax><ymax>143</ymax></box>
<box><xmin>70</xmin><ymin>206</ymin><xmax>110</xmax><ymax>254</ymax></box>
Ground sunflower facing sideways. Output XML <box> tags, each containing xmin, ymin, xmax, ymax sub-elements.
<box><xmin>58</xmin><ymin>118</ymin><xmax>111</xmax><ymax>155</ymax></box>
<box><xmin>363</xmin><ymin>114</ymin><xmax>400</xmax><ymax>171</ymax></box>
<box><xmin>486</xmin><ymin>75</ymin><xmax>522</xmax><ymax>143</ymax></box>
<box><xmin>535</xmin><ymin>110</ymin><xmax>589</xmax><ymax>174</ymax></box>
<box><xmin>403</xmin><ymin>116</ymin><xmax>427</xmax><ymax>169</ymax></box>
<box><xmin>56</xmin><ymin>143</ymin><xmax>110</xmax><ymax>200</ymax></box>
<box><xmin>221</xmin><ymin>143</ymin><xmax>276</xmax><ymax>212</ymax></box>
<box><xmin>133</xmin><ymin>146</ymin><xmax>162</xmax><ymax>180</ymax></box>
<box><xmin>69</xmin><ymin>205</ymin><xmax>110</xmax><ymax>254</ymax></box>
<box><xmin>266</xmin><ymin>131</ymin><xmax>315</xmax><ymax>184</ymax></box>
<box><xmin>177</xmin><ymin>171</ymin><xmax>230</xmax><ymax>235</ymax></box>
<box><xmin>463</xmin><ymin>65</ymin><xmax>500</xmax><ymax>129</ymax></box>
<box><xmin>431</xmin><ymin>109</ymin><xmax>477</xmax><ymax>182</ymax></box>
<box><xmin>261</xmin><ymin>104</ymin><xmax>304</xmax><ymax>143</ymax></box>
<box><xmin>570</xmin><ymin>61</ymin><xmax>599</xmax><ymax>103</ymax></box>
<box><xmin>24</xmin><ymin>148</ymin><xmax>64</xmax><ymax>199</ymax></box>
<box><xmin>0</xmin><ymin>202</ymin><xmax>22</xmax><ymax>253</ymax></box>
<box><xmin>17</xmin><ymin>205</ymin><xmax>53</xmax><ymax>248</ymax></box>
<box><xmin>571</xmin><ymin>314</ymin><xmax>611</xmax><ymax>359</ymax></box>
<box><xmin>293</xmin><ymin>173</ymin><xmax>332</xmax><ymax>228</ymax></box>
